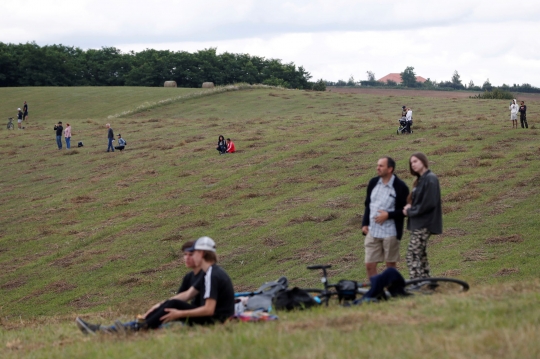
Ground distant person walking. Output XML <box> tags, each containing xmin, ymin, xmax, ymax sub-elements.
<box><xmin>23</xmin><ymin>101</ymin><xmax>29</xmax><ymax>121</ymax></box>
<box><xmin>402</xmin><ymin>152</ymin><xmax>442</xmax><ymax>280</ymax></box>
<box><xmin>106</xmin><ymin>123</ymin><xmax>114</xmax><ymax>152</ymax></box>
<box><xmin>64</xmin><ymin>123</ymin><xmax>72</xmax><ymax>149</ymax></box>
<box><xmin>54</xmin><ymin>122</ymin><xmax>63</xmax><ymax>149</ymax></box>
<box><xmin>509</xmin><ymin>99</ymin><xmax>519</xmax><ymax>129</ymax></box>
<box><xmin>17</xmin><ymin>108</ymin><xmax>23</xmax><ymax>129</ymax></box>
<box><xmin>519</xmin><ymin>101</ymin><xmax>528</xmax><ymax>129</ymax></box>
<box><xmin>361</xmin><ymin>157</ymin><xmax>409</xmax><ymax>278</ymax></box>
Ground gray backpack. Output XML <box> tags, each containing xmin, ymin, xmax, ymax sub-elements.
<box><xmin>246</xmin><ymin>277</ymin><xmax>288</xmax><ymax>312</ymax></box>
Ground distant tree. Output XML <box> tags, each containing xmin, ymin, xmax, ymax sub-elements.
<box><xmin>400</xmin><ymin>66</ymin><xmax>417</xmax><ymax>87</ymax></box>
<box><xmin>262</xmin><ymin>76</ymin><xmax>290</xmax><ymax>88</ymax></box>
<box><xmin>386</xmin><ymin>80</ymin><xmax>397</xmax><ymax>86</ymax></box>
<box><xmin>468</xmin><ymin>80</ymin><xmax>474</xmax><ymax>88</ymax></box>
<box><xmin>312</xmin><ymin>79</ymin><xmax>326</xmax><ymax>91</ymax></box>
<box><xmin>347</xmin><ymin>75</ymin><xmax>356</xmax><ymax>86</ymax></box>
<box><xmin>451</xmin><ymin>70</ymin><xmax>463</xmax><ymax>89</ymax></box>
<box><xmin>482</xmin><ymin>78</ymin><xmax>493</xmax><ymax>91</ymax></box>
<box><xmin>423</xmin><ymin>78</ymin><xmax>435</xmax><ymax>88</ymax></box>
<box><xmin>336</xmin><ymin>79</ymin><xmax>347</xmax><ymax>86</ymax></box>
<box><xmin>366</xmin><ymin>71</ymin><xmax>376</xmax><ymax>82</ymax></box>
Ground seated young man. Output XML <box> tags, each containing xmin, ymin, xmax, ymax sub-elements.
<box><xmin>114</xmin><ymin>134</ymin><xmax>126</xmax><ymax>151</ymax></box>
<box><xmin>225</xmin><ymin>138</ymin><xmax>236</xmax><ymax>153</ymax></box>
<box><xmin>76</xmin><ymin>237</ymin><xmax>234</xmax><ymax>334</ymax></box>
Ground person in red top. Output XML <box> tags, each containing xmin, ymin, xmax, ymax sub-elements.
<box><xmin>226</xmin><ymin>138</ymin><xmax>236</xmax><ymax>153</ymax></box>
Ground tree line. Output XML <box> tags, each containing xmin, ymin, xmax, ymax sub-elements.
<box><xmin>0</xmin><ymin>42</ymin><xmax>313</xmax><ymax>89</ymax></box>
<box><xmin>328</xmin><ymin>67</ymin><xmax>540</xmax><ymax>93</ymax></box>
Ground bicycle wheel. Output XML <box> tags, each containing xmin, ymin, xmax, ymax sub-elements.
<box><xmin>405</xmin><ymin>277</ymin><xmax>469</xmax><ymax>295</ymax></box>
<box><xmin>7</xmin><ymin>122</ymin><xmax>14</xmax><ymax>130</ymax></box>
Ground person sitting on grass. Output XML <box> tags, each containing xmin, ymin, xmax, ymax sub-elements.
<box><xmin>216</xmin><ymin>135</ymin><xmax>227</xmax><ymax>154</ymax></box>
<box><xmin>76</xmin><ymin>236</ymin><xmax>234</xmax><ymax>334</ymax></box>
<box><xmin>225</xmin><ymin>138</ymin><xmax>236</xmax><ymax>153</ymax></box>
<box><xmin>114</xmin><ymin>134</ymin><xmax>126</xmax><ymax>151</ymax></box>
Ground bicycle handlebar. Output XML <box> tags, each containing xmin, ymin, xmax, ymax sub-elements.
<box><xmin>307</xmin><ymin>264</ymin><xmax>332</xmax><ymax>270</ymax></box>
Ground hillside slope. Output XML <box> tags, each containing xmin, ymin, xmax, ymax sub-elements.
<box><xmin>1</xmin><ymin>86</ymin><xmax>539</xmax><ymax>319</ymax></box>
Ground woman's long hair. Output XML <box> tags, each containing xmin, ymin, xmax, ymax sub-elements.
<box><xmin>407</xmin><ymin>152</ymin><xmax>430</xmax><ymax>204</ymax></box>
<box><xmin>218</xmin><ymin>135</ymin><xmax>225</xmax><ymax>143</ymax></box>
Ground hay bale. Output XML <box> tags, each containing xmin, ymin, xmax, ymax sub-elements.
<box><xmin>164</xmin><ymin>81</ymin><xmax>177</xmax><ymax>88</ymax></box>
<box><xmin>202</xmin><ymin>82</ymin><xmax>215</xmax><ymax>88</ymax></box>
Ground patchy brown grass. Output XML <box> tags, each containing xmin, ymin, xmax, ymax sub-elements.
<box><xmin>262</xmin><ymin>237</ymin><xmax>285</xmax><ymax>248</ymax></box>
<box><xmin>462</xmin><ymin>248</ymin><xmax>489</xmax><ymax>262</ymax></box>
<box><xmin>323</xmin><ymin>197</ymin><xmax>354</xmax><ymax>209</ymax></box>
<box><xmin>179</xmin><ymin>219</ymin><xmax>210</xmax><ymax>230</ymax></box>
<box><xmin>1</xmin><ymin>278</ymin><xmax>27</xmax><ymax>290</ymax></box>
<box><xmin>485</xmin><ymin>234</ymin><xmax>524</xmax><ymax>245</ymax></box>
<box><xmin>227</xmin><ymin>218</ymin><xmax>268</xmax><ymax>229</ymax></box>
<box><xmin>161</xmin><ymin>234</ymin><xmax>184</xmax><ymax>242</ymax></box>
<box><xmin>70</xmin><ymin>195</ymin><xmax>94</xmax><ymax>204</ymax></box>
<box><xmin>431</xmin><ymin>145</ymin><xmax>468</xmax><ymax>155</ymax></box>
<box><xmin>289</xmin><ymin>213</ymin><xmax>339</xmax><ymax>225</ymax></box>
<box><xmin>443</xmin><ymin>188</ymin><xmax>482</xmax><ymax>203</ymax></box>
<box><xmin>494</xmin><ymin>268</ymin><xmax>519</xmax><ymax>276</ymax></box>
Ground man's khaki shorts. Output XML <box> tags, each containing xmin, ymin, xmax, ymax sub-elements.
<box><xmin>364</xmin><ymin>232</ymin><xmax>400</xmax><ymax>263</ymax></box>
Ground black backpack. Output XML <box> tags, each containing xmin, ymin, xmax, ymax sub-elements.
<box><xmin>246</xmin><ymin>277</ymin><xmax>288</xmax><ymax>312</ymax></box>
<box><xmin>273</xmin><ymin>287</ymin><xmax>317</xmax><ymax>311</ymax></box>
<box><xmin>336</xmin><ymin>280</ymin><xmax>358</xmax><ymax>302</ymax></box>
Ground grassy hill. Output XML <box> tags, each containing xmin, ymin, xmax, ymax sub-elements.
<box><xmin>1</xmin><ymin>86</ymin><xmax>539</xmax><ymax>358</ymax></box>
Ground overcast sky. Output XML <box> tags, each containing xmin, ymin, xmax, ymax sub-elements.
<box><xmin>2</xmin><ymin>0</ymin><xmax>540</xmax><ymax>86</ymax></box>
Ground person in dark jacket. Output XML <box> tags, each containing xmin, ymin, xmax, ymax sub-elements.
<box><xmin>106</xmin><ymin>123</ymin><xmax>114</xmax><ymax>152</ymax></box>
<box><xmin>362</xmin><ymin>157</ymin><xmax>409</xmax><ymax>278</ymax></box>
<box><xmin>54</xmin><ymin>121</ymin><xmax>63</xmax><ymax>149</ymax></box>
<box><xmin>216</xmin><ymin>135</ymin><xmax>227</xmax><ymax>154</ymax></box>
<box><xmin>519</xmin><ymin>101</ymin><xmax>528</xmax><ymax>129</ymax></box>
<box><xmin>403</xmin><ymin>152</ymin><xmax>442</xmax><ymax>280</ymax></box>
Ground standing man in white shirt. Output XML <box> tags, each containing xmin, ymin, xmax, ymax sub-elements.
<box><xmin>361</xmin><ymin>157</ymin><xmax>410</xmax><ymax>278</ymax></box>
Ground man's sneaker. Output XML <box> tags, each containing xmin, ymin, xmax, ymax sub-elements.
<box><xmin>76</xmin><ymin>317</ymin><xmax>100</xmax><ymax>335</ymax></box>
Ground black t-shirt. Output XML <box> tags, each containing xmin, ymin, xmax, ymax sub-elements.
<box><xmin>23</xmin><ymin>104</ymin><xmax>28</xmax><ymax>113</ymax></box>
<box><xmin>194</xmin><ymin>264</ymin><xmax>235</xmax><ymax>321</ymax></box>
<box><xmin>177</xmin><ymin>270</ymin><xmax>204</xmax><ymax>307</ymax></box>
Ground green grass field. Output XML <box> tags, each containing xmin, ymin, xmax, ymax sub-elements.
<box><xmin>1</xmin><ymin>86</ymin><xmax>539</xmax><ymax>358</ymax></box>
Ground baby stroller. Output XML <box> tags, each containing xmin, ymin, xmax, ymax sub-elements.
<box><xmin>397</xmin><ymin>117</ymin><xmax>412</xmax><ymax>134</ymax></box>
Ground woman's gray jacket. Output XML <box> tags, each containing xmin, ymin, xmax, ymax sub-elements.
<box><xmin>406</xmin><ymin>170</ymin><xmax>442</xmax><ymax>234</ymax></box>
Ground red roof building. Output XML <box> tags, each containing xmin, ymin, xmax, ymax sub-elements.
<box><xmin>378</xmin><ymin>73</ymin><xmax>427</xmax><ymax>84</ymax></box>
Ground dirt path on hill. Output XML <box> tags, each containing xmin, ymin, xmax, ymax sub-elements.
<box><xmin>327</xmin><ymin>87</ymin><xmax>540</xmax><ymax>101</ymax></box>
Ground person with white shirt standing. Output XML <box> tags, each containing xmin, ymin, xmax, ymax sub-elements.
<box><xmin>361</xmin><ymin>157</ymin><xmax>410</xmax><ymax>278</ymax></box>
<box><xmin>509</xmin><ymin>99</ymin><xmax>519</xmax><ymax>129</ymax></box>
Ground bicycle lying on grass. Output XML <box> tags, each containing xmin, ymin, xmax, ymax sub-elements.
<box><xmin>301</xmin><ymin>264</ymin><xmax>470</xmax><ymax>306</ymax></box>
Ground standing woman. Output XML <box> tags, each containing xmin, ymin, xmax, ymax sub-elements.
<box><xmin>402</xmin><ymin>152</ymin><xmax>442</xmax><ymax>280</ymax></box>
<box><xmin>64</xmin><ymin>123</ymin><xmax>72</xmax><ymax>149</ymax></box>
<box><xmin>509</xmin><ymin>99</ymin><xmax>519</xmax><ymax>129</ymax></box>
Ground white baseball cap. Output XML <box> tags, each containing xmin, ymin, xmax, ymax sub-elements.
<box><xmin>17</xmin><ymin>108</ymin><xmax>21</xmax><ymax>110</ymax></box>
<box><xmin>187</xmin><ymin>236</ymin><xmax>216</xmax><ymax>252</ymax></box>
